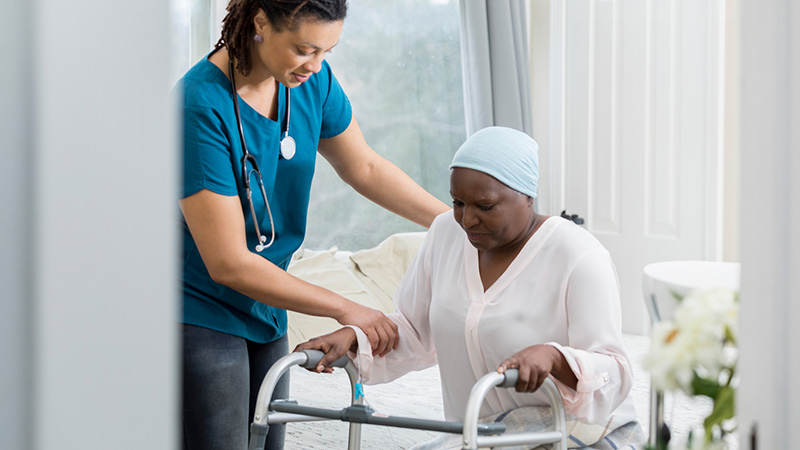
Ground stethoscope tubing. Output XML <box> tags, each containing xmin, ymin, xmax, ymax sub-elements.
<box><xmin>229</xmin><ymin>58</ymin><xmax>278</xmax><ymax>252</ymax></box>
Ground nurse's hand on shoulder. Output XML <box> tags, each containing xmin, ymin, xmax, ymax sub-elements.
<box><xmin>497</xmin><ymin>344</ymin><xmax>578</xmax><ymax>393</ymax></box>
<box><xmin>336</xmin><ymin>303</ymin><xmax>398</xmax><ymax>357</ymax></box>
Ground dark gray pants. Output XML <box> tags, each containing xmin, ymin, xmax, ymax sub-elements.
<box><xmin>182</xmin><ymin>324</ymin><xmax>289</xmax><ymax>450</ymax></box>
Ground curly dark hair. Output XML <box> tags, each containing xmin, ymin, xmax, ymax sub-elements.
<box><xmin>215</xmin><ymin>0</ymin><xmax>347</xmax><ymax>76</ymax></box>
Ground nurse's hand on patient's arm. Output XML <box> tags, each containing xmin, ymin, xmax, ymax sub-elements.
<box><xmin>335</xmin><ymin>302</ymin><xmax>398</xmax><ymax>357</ymax></box>
<box><xmin>497</xmin><ymin>345</ymin><xmax>579</xmax><ymax>393</ymax></box>
<box><xmin>294</xmin><ymin>328</ymin><xmax>358</xmax><ymax>373</ymax></box>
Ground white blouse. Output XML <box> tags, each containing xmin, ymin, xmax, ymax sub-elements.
<box><xmin>350</xmin><ymin>212</ymin><xmax>637</xmax><ymax>425</ymax></box>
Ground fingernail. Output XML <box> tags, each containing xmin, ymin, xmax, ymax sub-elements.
<box><xmin>317</xmin><ymin>365</ymin><xmax>323</xmax><ymax>371</ymax></box>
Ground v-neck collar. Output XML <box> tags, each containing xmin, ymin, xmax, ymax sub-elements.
<box><xmin>463</xmin><ymin>216</ymin><xmax>566</xmax><ymax>299</ymax></box>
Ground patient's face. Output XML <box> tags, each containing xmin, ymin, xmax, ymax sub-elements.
<box><xmin>450</xmin><ymin>167</ymin><xmax>535</xmax><ymax>253</ymax></box>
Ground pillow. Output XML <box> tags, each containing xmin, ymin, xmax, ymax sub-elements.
<box><xmin>286</xmin><ymin>232</ymin><xmax>427</xmax><ymax>349</ymax></box>
<box><xmin>286</xmin><ymin>248</ymin><xmax>382</xmax><ymax>349</ymax></box>
<box><xmin>349</xmin><ymin>232</ymin><xmax>427</xmax><ymax>313</ymax></box>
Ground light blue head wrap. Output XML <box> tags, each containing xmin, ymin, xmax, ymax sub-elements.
<box><xmin>449</xmin><ymin>126</ymin><xmax>539</xmax><ymax>198</ymax></box>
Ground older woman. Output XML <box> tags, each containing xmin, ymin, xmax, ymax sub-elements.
<box><xmin>298</xmin><ymin>126</ymin><xmax>644</xmax><ymax>449</ymax></box>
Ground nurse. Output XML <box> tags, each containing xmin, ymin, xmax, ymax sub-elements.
<box><xmin>298</xmin><ymin>127</ymin><xmax>646</xmax><ymax>449</ymax></box>
<box><xmin>178</xmin><ymin>1</ymin><xmax>449</xmax><ymax>449</ymax></box>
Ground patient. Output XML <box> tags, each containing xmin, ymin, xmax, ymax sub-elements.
<box><xmin>297</xmin><ymin>127</ymin><xmax>645</xmax><ymax>449</ymax></box>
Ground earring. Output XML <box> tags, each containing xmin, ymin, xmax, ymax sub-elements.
<box><xmin>253</xmin><ymin>34</ymin><xmax>263</xmax><ymax>43</ymax></box>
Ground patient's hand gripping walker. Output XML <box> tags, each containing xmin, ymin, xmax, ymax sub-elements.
<box><xmin>249</xmin><ymin>350</ymin><xmax>568</xmax><ymax>450</ymax></box>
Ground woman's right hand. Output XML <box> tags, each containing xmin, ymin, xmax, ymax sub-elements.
<box><xmin>294</xmin><ymin>328</ymin><xmax>358</xmax><ymax>373</ymax></box>
<box><xmin>336</xmin><ymin>303</ymin><xmax>398</xmax><ymax>357</ymax></box>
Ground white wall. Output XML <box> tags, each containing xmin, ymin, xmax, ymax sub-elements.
<box><xmin>738</xmin><ymin>0</ymin><xmax>800</xmax><ymax>447</ymax></box>
<box><xmin>0</xmin><ymin>0</ymin><xmax>179</xmax><ymax>449</ymax></box>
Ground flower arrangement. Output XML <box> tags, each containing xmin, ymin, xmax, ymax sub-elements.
<box><xmin>644</xmin><ymin>288</ymin><xmax>739</xmax><ymax>450</ymax></box>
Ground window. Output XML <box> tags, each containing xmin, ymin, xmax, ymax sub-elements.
<box><xmin>172</xmin><ymin>0</ymin><xmax>227</xmax><ymax>80</ymax></box>
<box><xmin>305</xmin><ymin>0</ymin><xmax>465</xmax><ymax>250</ymax></box>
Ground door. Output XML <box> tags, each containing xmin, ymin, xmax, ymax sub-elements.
<box><xmin>534</xmin><ymin>0</ymin><xmax>726</xmax><ymax>334</ymax></box>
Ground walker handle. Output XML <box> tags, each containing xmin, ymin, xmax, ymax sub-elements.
<box><xmin>298</xmin><ymin>349</ymin><xmax>351</xmax><ymax>369</ymax></box>
<box><xmin>497</xmin><ymin>369</ymin><xmax>519</xmax><ymax>389</ymax></box>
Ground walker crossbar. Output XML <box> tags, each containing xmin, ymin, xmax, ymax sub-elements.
<box><xmin>249</xmin><ymin>350</ymin><xmax>568</xmax><ymax>450</ymax></box>
<box><xmin>269</xmin><ymin>401</ymin><xmax>506</xmax><ymax>435</ymax></box>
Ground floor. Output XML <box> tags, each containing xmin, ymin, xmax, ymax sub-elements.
<box><xmin>282</xmin><ymin>334</ymin><xmax>732</xmax><ymax>449</ymax></box>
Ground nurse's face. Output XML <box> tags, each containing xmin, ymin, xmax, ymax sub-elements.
<box><xmin>450</xmin><ymin>167</ymin><xmax>536</xmax><ymax>254</ymax></box>
<box><xmin>252</xmin><ymin>11</ymin><xmax>343</xmax><ymax>87</ymax></box>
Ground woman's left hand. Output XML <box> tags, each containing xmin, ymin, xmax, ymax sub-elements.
<box><xmin>497</xmin><ymin>345</ymin><xmax>577</xmax><ymax>392</ymax></box>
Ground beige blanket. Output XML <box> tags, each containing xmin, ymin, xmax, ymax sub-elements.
<box><xmin>286</xmin><ymin>232</ymin><xmax>426</xmax><ymax>349</ymax></box>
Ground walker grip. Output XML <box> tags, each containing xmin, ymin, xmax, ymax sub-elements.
<box><xmin>497</xmin><ymin>369</ymin><xmax>519</xmax><ymax>388</ymax></box>
<box><xmin>298</xmin><ymin>349</ymin><xmax>350</xmax><ymax>369</ymax></box>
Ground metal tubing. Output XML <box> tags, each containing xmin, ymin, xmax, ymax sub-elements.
<box><xmin>344</xmin><ymin>360</ymin><xmax>363</xmax><ymax>450</ymax></box>
<box><xmin>269</xmin><ymin>402</ymin><xmax>505</xmax><ymax>435</ymax></box>
<box><xmin>648</xmin><ymin>383</ymin><xmax>664</xmax><ymax>447</ymax></box>
<box><xmin>252</xmin><ymin>352</ymin><xmax>308</xmax><ymax>426</ymax></box>
<box><xmin>542</xmin><ymin>378</ymin><xmax>568</xmax><ymax>450</ymax></box>
<box><xmin>266</xmin><ymin>412</ymin><xmax>329</xmax><ymax>424</ymax></box>
<box><xmin>476</xmin><ymin>431</ymin><xmax>563</xmax><ymax>448</ymax></box>
<box><xmin>251</xmin><ymin>350</ymin><xmax>355</xmax><ymax>450</ymax></box>
<box><xmin>462</xmin><ymin>371</ymin><xmax>567</xmax><ymax>450</ymax></box>
<box><xmin>255</xmin><ymin>353</ymin><xmax>568</xmax><ymax>450</ymax></box>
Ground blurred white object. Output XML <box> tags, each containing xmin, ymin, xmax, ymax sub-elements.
<box><xmin>643</xmin><ymin>261</ymin><xmax>740</xmax><ymax>324</ymax></box>
<box><xmin>642</xmin><ymin>260</ymin><xmax>740</xmax><ymax>447</ymax></box>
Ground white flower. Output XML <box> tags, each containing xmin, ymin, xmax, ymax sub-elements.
<box><xmin>644</xmin><ymin>288</ymin><xmax>738</xmax><ymax>395</ymax></box>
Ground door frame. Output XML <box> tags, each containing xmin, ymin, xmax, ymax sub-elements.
<box><xmin>737</xmin><ymin>0</ymin><xmax>800</xmax><ymax>446</ymax></box>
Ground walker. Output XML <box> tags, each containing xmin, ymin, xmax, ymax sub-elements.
<box><xmin>248</xmin><ymin>350</ymin><xmax>568</xmax><ymax>450</ymax></box>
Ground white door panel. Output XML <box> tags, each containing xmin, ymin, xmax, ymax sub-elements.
<box><xmin>547</xmin><ymin>0</ymin><xmax>725</xmax><ymax>334</ymax></box>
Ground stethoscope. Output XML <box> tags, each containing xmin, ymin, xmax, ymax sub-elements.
<box><xmin>229</xmin><ymin>59</ymin><xmax>296</xmax><ymax>252</ymax></box>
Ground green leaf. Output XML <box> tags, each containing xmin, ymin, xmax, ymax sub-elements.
<box><xmin>724</xmin><ymin>325</ymin><xmax>737</xmax><ymax>345</ymax></box>
<box><xmin>670</xmin><ymin>290</ymin><xmax>685</xmax><ymax>302</ymax></box>
<box><xmin>692</xmin><ymin>375</ymin><xmax>721</xmax><ymax>398</ymax></box>
<box><xmin>703</xmin><ymin>385</ymin><xmax>735</xmax><ymax>439</ymax></box>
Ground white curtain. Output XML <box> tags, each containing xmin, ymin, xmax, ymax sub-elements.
<box><xmin>458</xmin><ymin>0</ymin><xmax>532</xmax><ymax>137</ymax></box>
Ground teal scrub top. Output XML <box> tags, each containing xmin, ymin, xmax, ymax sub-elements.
<box><xmin>179</xmin><ymin>53</ymin><xmax>352</xmax><ymax>343</ymax></box>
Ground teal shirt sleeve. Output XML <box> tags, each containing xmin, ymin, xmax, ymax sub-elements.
<box><xmin>183</xmin><ymin>104</ymin><xmax>238</xmax><ymax>198</ymax></box>
<box><xmin>318</xmin><ymin>60</ymin><xmax>353</xmax><ymax>139</ymax></box>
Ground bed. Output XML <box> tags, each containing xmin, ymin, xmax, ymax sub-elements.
<box><xmin>283</xmin><ymin>232</ymin><xmax>712</xmax><ymax>449</ymax></box>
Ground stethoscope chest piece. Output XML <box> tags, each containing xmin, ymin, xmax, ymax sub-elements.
<box><xmin>280</xmin><ymin>136</ymin><xmax>296</xmax><ymax>160</ymax></box>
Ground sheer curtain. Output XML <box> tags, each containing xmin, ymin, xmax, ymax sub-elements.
<box><xmin>458</xmin><ymin>0</ymin><xmax>533</xmax><ymax>137</ymax></box>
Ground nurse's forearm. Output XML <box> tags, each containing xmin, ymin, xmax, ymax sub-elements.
<box><xmin>216</xmin><ymin>252</ymin><xmax>353</xmax><ymax>317</ymax></box>
<box><xmin>349</xmin><ymin>156</ymin><xmax>450</xmax><ymax>228</ymax></box>
<box><xmin>216</xmin><ymin>254</ymin><xmax>399</xmax><ymax>356</ymax></box>
<box><xmin>181</xmin><ymin>188</ymin><xmax>397</xmax><ymax>353</ymax></box>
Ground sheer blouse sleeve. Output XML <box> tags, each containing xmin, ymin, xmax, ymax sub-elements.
<box><xmin>545</xmin><ymin>249</ymin><xmax>634</xmax><ymax>423</ymax></box>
